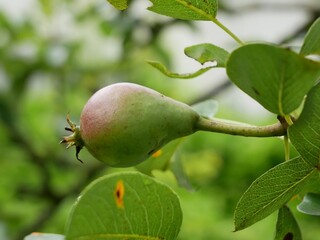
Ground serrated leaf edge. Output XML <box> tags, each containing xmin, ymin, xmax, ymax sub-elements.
<box><xmin>234</xmin><ymin>159</ymin><xmax>317</xmax><ymax>231</ymax></box>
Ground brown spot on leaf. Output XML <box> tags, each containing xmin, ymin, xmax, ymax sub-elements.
<box><xmin>114</xmin><ymin>180</ymin><xmax>125</xmax><ymax>208</ymax></box>
<box><xmin>283</xmin><ymin>232</ymin><xmax>293</xmax><ymax>240</ymax></box>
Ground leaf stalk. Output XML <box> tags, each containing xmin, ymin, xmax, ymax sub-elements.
<box><xmin>211</xmin><ymin>18</ymin><xmax>244</xmax><ymax>46</ymax></box>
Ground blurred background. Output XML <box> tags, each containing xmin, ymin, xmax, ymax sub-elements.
<box><xmin>0</xmin><ymin>0</ymin><xmax>319</xmax><ymax>239</ymax></box>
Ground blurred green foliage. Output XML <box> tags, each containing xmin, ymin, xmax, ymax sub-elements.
<box><xmin>0</xmin><ymin>1</ymin><xmax>188</xmax><ymax>239</ymax></box>
<box><xmin>1</xmin><ymin>1</ymin><xmax>320</xmax><ymax>240</ymax></box>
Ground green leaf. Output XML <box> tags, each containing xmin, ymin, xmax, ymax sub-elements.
<box><xmin>170</xmin><ymin>154</ymin><xmax>196</xmax><ymax>191</ymax></box>
<box><xmin>106</xmin><ymin>0</ymin><xmax>128</xmax><ymax>10</ymax></box>
<box><xmin>136</xmin><ymin>139</ymin><xmax>183</xmax><ymax>175</ymax></box>
<box><xmin>148</xmin><ymin>0</ymin><xmax>218</xmax><ymax>21</ymax></box>
<box><xmin>297</xmin><ymin>193</ymin><xmax>320</xmax><ymax>216</ymax></box>
<box><xmin>136</xmin><ymin>139</ymin><xmax>196</xmax><ymax>191</ymax></box>
<box><xmin>227</xmin><ymin>43</ymin><xmax>320</xmax><ymax>115</ymax></box>
<box><xmin>147</xmin><ymin>60</ymin><xmax>213</xmax><ymax>79</ymax></box>
<box><xmin>24</xmin><ymin>233</ymin><xmax>65</xmax><ymax>240</ymax></box>
<box><xmin>65</xmin><ymin>172</ymin><xmax>182</xmax><ymax>240</ymax></box>
<box><xmin>300</xmin><ymin>17</ymin><xmax>320</xmax><ymax>56</ymax></box>
<box><xmin>289</xmin><ymin>83</ymin><xmax>320</xmax><ymax>167</ymax></box>
<box><xmin>234</xmin><ymin>157</ymin><xmax>317</xmax><ymax>231</ymax></box>
<box><xmin>274</xmin><ymin>205</ymin><xmax>302</xmax><ymax>240</ymax></box>
<box><xmin>184</xmin><ymin>43</ymin><xmax>229</xmax><ymax>67</ymax></box>
<box><xmin>191</xmin><ymin>99</ymin><xmax>218</xmax><ymax>119</ymax></box>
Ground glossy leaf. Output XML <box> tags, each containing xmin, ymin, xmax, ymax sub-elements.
<box><xmin>234</xmin><ymin>157</ymin><xmax>317</xmax><ymax>231</ymax></box>
<box><xmin>24</xmin><ymin>233</ymin><xmax>65</xmax><ymax>240</ymax></box>
<box><xmin>289</xmin><ymin>83</ymin><xmax>320</xmax><ymax>167</ymax></box>
<box><xmin>227</xmin><ymin>43</ymin><xmax>320</xmax><ymax>115</ymax></box>
<box><xmin>297</xmin><ymin>193</ymin><xmax>320</xmax><ymax>216</ymax></box>
<box><xmin>300</xmin><ymin>17</ymin><xmax>320</xmax><ymax>56</ymax></box>
<box><xmin>274</xmin><ymin>205</ymin><xmax>302</xmax><ymax>240</ymax></box>
<box><xmin>106</xmin><ymin>0</ymin><xmax>129</xmax><ymax>10</ymax></box>
<box><xmin>184</xmin><ymin>43</ymin><xmax>229</xmax><ymax>67</ymax></box>
<box><xmin>148</xmin><ymin>0</ymin><xmax>218</xmax><ymax>21</ymax></box>
<box><xmin>147</xmin><ymin>60</ymin><xmax>213</xmax><ymax>79</ymax></box>
<box><xmin>65</xmin><ymin>172</ymin><xmax>182</xmax><ymax>240</ymax></box>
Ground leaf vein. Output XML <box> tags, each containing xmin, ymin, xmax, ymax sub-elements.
<box><xmin>247</xmin><ymin>168</ymin><xmax>316</xmax><ymax>220</ymax></box>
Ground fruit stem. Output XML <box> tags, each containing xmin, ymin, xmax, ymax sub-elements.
<box><xmin>195</xmin><ymin>117</ymin><xmax>287</xmax><ymax>137</ymax></box>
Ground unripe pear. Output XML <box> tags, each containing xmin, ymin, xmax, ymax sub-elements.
<box><xmin>61</xmin><ymin>82</ymin><xmax>200</xmax><ymax>167</ymax></box>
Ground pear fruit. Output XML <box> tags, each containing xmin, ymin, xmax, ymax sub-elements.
<box><xmin>61</xmin><ymin>82</ymin><xmax>200</xmax><ymax>167</ymax></box>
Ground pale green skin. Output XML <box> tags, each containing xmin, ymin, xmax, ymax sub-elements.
<box><xmin>79</xmin><ymin>82</ymin><xmax>200</xmax><ymax>167</ymax></box>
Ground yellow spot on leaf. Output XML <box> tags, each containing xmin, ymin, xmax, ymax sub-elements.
<box><xmin>114</xmin><ymin>180</ymin><xmax>125</xmax><ymax>208</ymax></box>
<box><xmin>291</xmin><ymin>194</ymin><xmax>300</xmax><ymax>201</ymax></box>
<box><xmin>151</xmin><ymin>149</ymin><xmax>162</xmax><ymax>158</ymax></box>
<box><xmin>31</xmin><ymin>232</ymin><xmax>42</xmax><ymax>235</ymax></box>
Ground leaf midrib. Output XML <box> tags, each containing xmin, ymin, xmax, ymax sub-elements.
<box><xmin>244</xmin><ymin>167</ymin><xmax>316</xmax><ymax>224</ymax></box>
<box><xmin>277</xmin><ymin>61</ymin><xmax>286</xmax><ymax>116</ymax></box>
<box><xmin>175</xmin><ymin>0</ymin><xmax>215</xmax><ymax>20</ymax></box>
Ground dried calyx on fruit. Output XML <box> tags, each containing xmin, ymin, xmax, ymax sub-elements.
<box><xmin>60</xmin><ymin>82</ymin><xmax>200</xmax><ymax>167</ymax></box>
<box><xmin>60</xmin><ymin>115</ymin><xmax>84</xmax><ymax>163</ymax></box>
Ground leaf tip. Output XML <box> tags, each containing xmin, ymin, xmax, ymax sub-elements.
<box><xmin>106</xmin><ymin>0</ymin><xmax>129</xmax><ymax>11</ymax></box>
